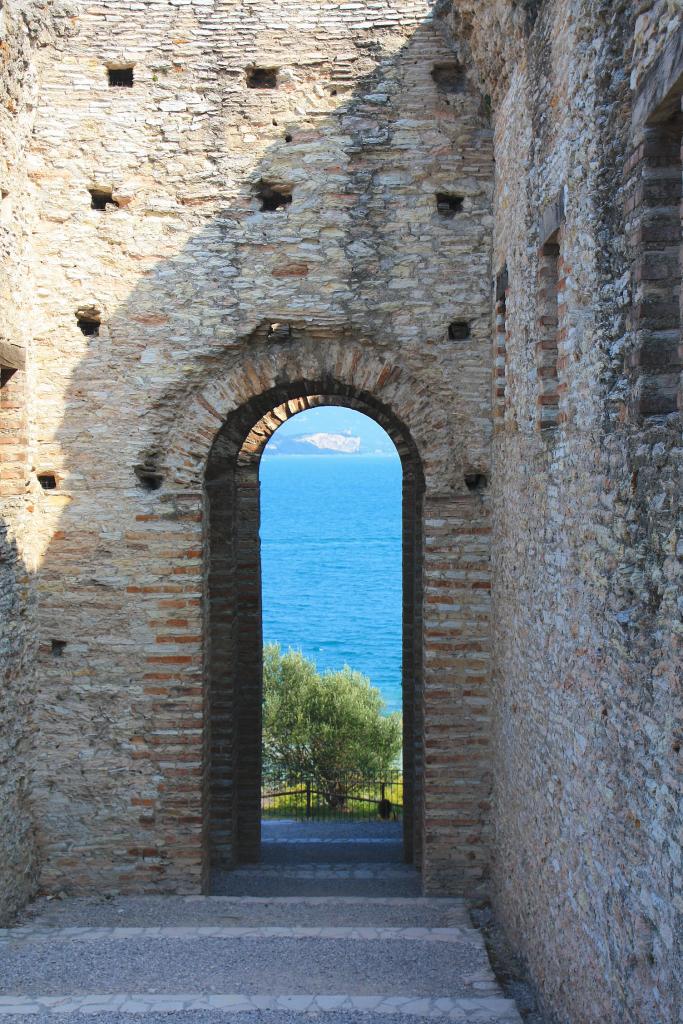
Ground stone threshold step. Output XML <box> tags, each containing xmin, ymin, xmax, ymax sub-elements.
<box><xmin>0</xmin><ymin>926</ymin><xmax>482</xmax><ymax>948</ymax></box>
<box><xmin>182</xmin><ymin>897</ymin><xmax>463</xmax><ymax>904</ymax></box>
<box><xmin>209</xmin><ymin>879</ymin><xmax>423</xmax><ymax>897</ymax></box>
<box><xmin>19</xmin><ymin>895</ymin><xmax>468</xmax><ymax>931</ymax></box>
<box><xmin>0</xmin><ymin>994</ymin><xmax>522</xmax><ymax>1021</ymax></box>
<box><xmin>227</xmin><ymin>866</ymin><xmax>418</xmax><ymax>876</ymax></box>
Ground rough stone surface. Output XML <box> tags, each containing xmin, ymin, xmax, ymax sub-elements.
<box><xmin>0</xmin><ymin>0</ymin><xmax>75</xmax><ymax>927</ymax></box>
<box><xmin>0</xmin><ymin>2</ymin><xmax>681</xmax><ymax>1024</ymax></box>
<box><xmin>443</xmin><ymin>2</ymin><xmax>683</xmax><ymax>1022</ymax></box>
<box><xmin>23</xmin><ymin>0</ymin><xmax>495</xmax><ymax>900</ymax></box>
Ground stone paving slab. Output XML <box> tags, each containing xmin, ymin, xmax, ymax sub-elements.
<box><xmin>0</xmin><ymin>994</ymin><xmax>522</xmax><ymax>1021</ymax></box>
<box><xmin>0</xmin><ymin>926</ymin><xmax>482</xmax><ymax>948</ymax></box>
<box><xmin>210</xmin><ymin>864</ymin><xmax>423</xmax><ymax>897</ymax></box>
<box><xmin>0</xmin><ymin>936</ymin><xmax>495</xmax><ymax>998</ymax></box>
<box><xmin>259</xmin><ymin>843</ymin><xmax>404</xmax><ymax>865</ymax></box>
<box><xmin>228</xmin><ymin>865</ymin><xmax>417</xmax><ymax>877</ymax></box>
<box><xmin>210</xmin><ymin>879</ymin><xmax>424</xmax><ymax>898</ymax></box>
<box><xmin>18</xmin><ymin>897</ymin><xmax>469</xmax><ymax>931</ymax></box>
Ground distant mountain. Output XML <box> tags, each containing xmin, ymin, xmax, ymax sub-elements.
<box><xmin>266</xmin><ymin>432</ymin><xmax>363</xmax><ymax>455</ymax></box>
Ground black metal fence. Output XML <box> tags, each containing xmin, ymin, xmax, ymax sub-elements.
<box><xmin>261</xmin><ymin>770</ymin><xmax>403</xmax><ymax>821</ymax></box>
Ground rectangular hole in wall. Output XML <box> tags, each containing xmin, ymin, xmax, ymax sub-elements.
<box><xmin>256</xmin><ymin>182</ymin><xmax>292</xmax><ymax>212</ymax></box>
<box><xmin>38</xmin><ymin>473</ymin><xmax>57</xmax><ymax>490</ymax></box>
<box><xmin>88</xmin><ymin>188</ymin><xmax>119</xmax><ymax>211</ymax></box>
<box><xmin>268</xmin><ymin>322</ymin><xmax>292</xmax><ymax>341</ymax></box>
<box><xmin>247</xmin><ymin>67</ymin><xmax>278</xmax><ymax>89</ymax></box>
<box><xmin>108</xmin><ymin>66</ymin><xmax>134</xmax><ymax>87</ymax></box>
<box><xmin>76</xmin><ymin>311</ymin><xmax>101</xmax><ymax>336</ymax></box>
<box><xmin>431</xmin><ymin>63</ymin><xmax>465</xmax><ymax>94</ymax></box>
<box><xmin>464</xmin><ymin>472</ymin><xmax>487</xmax><ymax>492</ymax></box>
<box><xmin>637</xmin><ymin>109</ymin><xmax>682</xmax><ymax>417</ymax></box>
<box><xmin>436</xmin><ymin>193</ymin><xmax>464</xmax><ymax>218</ymax></box>
<box><xmin>134</xmin><ymin>464</ymin><xmax>163</xmax><ymax>491</ymax></box>
<box><xmin>51</xmin><ymin>639</ymin><xmax>67</xmax><ymax>657</ymax></box>
<box><xmin>448</xmin><ymin>321</ymin><xmax>471</xmax><ymax>340</ymax></box>
<box><xmin>536</xmin><ymin>235</ymin><xmax>561</xmax><ymax>430</ymax></box>
<box><xmin>494</xmin><ymin>290</ymin><xmax>508</xmax><ymax>426</ymax></box>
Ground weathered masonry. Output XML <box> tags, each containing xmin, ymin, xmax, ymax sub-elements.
<box><xmin>0</xmin><ymin>2</ymin><xmax>681</xmax><ymax>1024</ymax></box>
<box><xmin>4</xmin><ymin>0</ymin><xmax>495</xmax><ymax>898</ymax></box>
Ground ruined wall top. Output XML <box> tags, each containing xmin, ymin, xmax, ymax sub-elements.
<box><xmin>440</xmin><ymin>0</ymin><xmax>682</xmax><ymax>104</ymax></box>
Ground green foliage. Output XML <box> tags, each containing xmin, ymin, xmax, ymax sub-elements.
<box><xmin>262</xmin><ymin>644</ymin><xmax>402</xmax><ymax>800</ymax></box>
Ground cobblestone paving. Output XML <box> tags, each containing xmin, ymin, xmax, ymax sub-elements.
<box><xmin>1</xmin><ymin>824</ymin><xmax>522</xmax><ymax>1023</ymax></box>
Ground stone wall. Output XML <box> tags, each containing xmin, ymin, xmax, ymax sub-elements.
<box><xmin>0</xmin><ymin>0</ymin><xmax>73</xmax><ymax>925</ymax></box>
<box><xmin>442</xmin><ymin>1</ymin><xmax>682</xmax><ymax>1021</ymax></box>
<box><xmin>26</xmin><ymin>0</ymin><xmax>495</xmax><ymax>898</ymax></box>
<box><xmin>1</xmin><ymin>1</ymin><xmax>681</xmax><ymax>1020</ymax></box>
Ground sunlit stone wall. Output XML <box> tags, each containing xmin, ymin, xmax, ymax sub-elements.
<box><xmin>0</xmin><ymin>0</ymin><xmax>74</xmax><ymax>925</ymax></box>
<box><xmin>24</xmin><ymin>0</ymin><xmax>495</xmax><ymax>899</ymax></box>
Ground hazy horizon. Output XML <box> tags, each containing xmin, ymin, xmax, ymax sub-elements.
<box><xmin>263</xmin><ymin>406</ymin><xmax>399</xmax><ymax>457</ymax></box>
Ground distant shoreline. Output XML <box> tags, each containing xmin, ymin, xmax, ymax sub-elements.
<box><xmin>262</xmin><ymin>452</ymin><xmax>398</xmax><ymax>459</ymax></box>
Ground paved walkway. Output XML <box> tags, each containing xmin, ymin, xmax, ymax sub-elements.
<box><xmin>0</xmin><ymin>823</ymin><xmax>522</xmax><ymax>1024</ymax></box>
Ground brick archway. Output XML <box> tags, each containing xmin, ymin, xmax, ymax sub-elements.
<box><xmin>153</xmin><ymin>331</ymin><xmax>492</xmax><ymax>896</ymax></box>
<box><xmin>203</xmin><ymin>382</ymin><xmax>425</xmax><ymax>876</ymax></box>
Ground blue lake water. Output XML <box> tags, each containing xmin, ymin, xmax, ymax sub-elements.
<box><xmin>260</xmin><ymin>455</ymin><xmax>402</xmax><ymax>714</ymax></box>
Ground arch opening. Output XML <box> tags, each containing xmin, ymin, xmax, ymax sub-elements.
<box><xmin>203</xmin><ymin>382</ymin><xmax>425</xmax><ymax>886</ymax></box>
<box><xmin>260</xmin><ymin>407</ymin><xmax>403</xmax><ymax>849</ymax></box>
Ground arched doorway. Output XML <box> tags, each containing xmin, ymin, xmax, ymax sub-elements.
<box><xmin>203</xmin><ymin>384</ymin><xmax>425</xmax><ymax>882</ymax></box>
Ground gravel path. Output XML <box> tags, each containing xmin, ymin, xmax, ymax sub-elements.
<box><xmin>0</xmin><ymin>935</ymin><xmax>491</xmax><ymax>999</ymax></box>
<box><xmin>1</xmin><ymin>821</ymin><xmax>522</xmax><ymax>1024</ymax></box>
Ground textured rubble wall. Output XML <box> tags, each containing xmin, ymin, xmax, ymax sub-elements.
<box><xmin>442</xmin><ymin>1</ymin><xmax>682</xmax><ymax>1021</ymax></box>
<box><xmin>0</xmin><ymin>0</ymin><xmax>72</xmax><ymax>925</ymax></box>
<box><xmin>4</xmin><ymin>1</ymin><xmax>680</xmax><ymax>1019</ymax></box>
<box><xmin>27</xmin><ymin>0</ymin><xmax>495</xmax><ymax>897</ymax></box>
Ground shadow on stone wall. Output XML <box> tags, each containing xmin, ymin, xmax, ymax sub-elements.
<box><xmin>0</xmin><ymin>520</ymin><xmax>40</xmax><ymax>922</ymax></box>
<box><xmin>27</xmin><ymin>3</ymin><xmax>494</xmax><ymax>896</ymax></box>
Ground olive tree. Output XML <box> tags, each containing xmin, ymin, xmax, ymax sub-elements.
<box><xmin>262</xmin><ymin>644</ymin><xmax>402</xmax><ymax>806</ymax></box>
